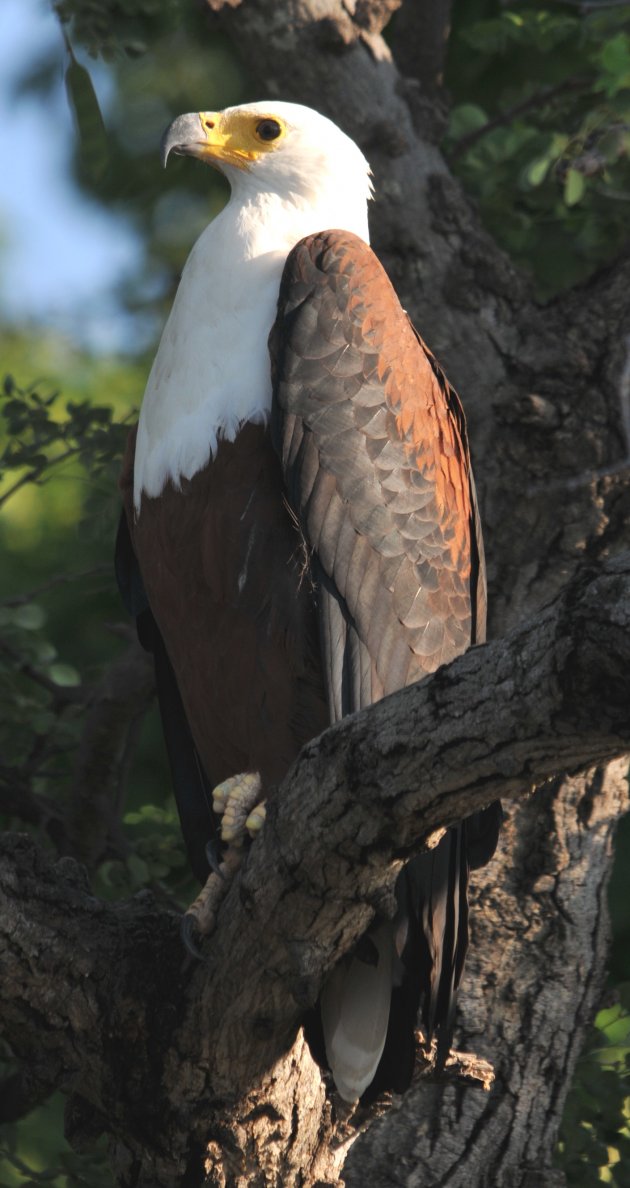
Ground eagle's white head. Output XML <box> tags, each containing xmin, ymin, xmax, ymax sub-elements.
<box><xmin>161</xmin><ymin>100</ymin><xmax>372</xmax><ymax>242</ymax></box>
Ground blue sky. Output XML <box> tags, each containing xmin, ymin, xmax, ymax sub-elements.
<box><xmin>0</xmin><ymin>0</ymin><xmax>142</xmax><ymax>351</ymax></box>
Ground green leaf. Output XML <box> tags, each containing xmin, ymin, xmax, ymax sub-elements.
<box><xmin>596</xmin><ymin>33</ymin><xmax>630</xmax><ymax>98</ymax></box>
<box><xmin>13</xmin><ymin>603</ymin><xmax>46</xmax><ymax>630</ymax></box>
<box><xmin>48</xmin><ymin>662</ymin><xmax>81</xmax><ymax>687</ymax></box>
<box><xmin>600</xmin><ymin>34</ymin><xmax>630</xmax><ymax>79</ymax></box>
<box><xmin>525</xmin><ymin>156</ymin><xmax>551</xmax><ymax>187</ymax></box>
<box><xmin>595</xmin><ymin>1002</ymin><xmax>630</xmax><ymax>1042</ymax></box>
<box><xmin>564</xmin><ymin>168</ymin><xmax>585</xmax><ymax>206</ymax></box>
<box><xmin>448</xmin><ymin>103</ymin><xmax>488</xmax><ymax>140</ymax></box>
<box><xmin>504</xmin><ymin>12</ymin><xmax>524</xmax><ymax>29</ymax></box>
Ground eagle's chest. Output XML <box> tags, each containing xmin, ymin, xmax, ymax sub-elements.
<box><xmin>133</xmin><ymin>224</ymin><xmax>290</xmax><ymax>508</ymax></box>
<box><xmin>132</xmin><ymin>423</ymin><xmax>328</xmax><ymax>788</ymax></box>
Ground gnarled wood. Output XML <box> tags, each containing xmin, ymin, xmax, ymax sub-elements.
<box><xmin>2</xmin><ymin>557</ymin><xmax>630</xmax><ymax>1184</ymax></box>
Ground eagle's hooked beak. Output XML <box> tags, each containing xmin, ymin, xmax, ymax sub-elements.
<box><xmin>160</xmin><ymin>112</ymin><xmax>207</xmax><ymax>168</ymax></box>
<box><xmin>160</xmin><ymin>111</ymin><xmax>254</xmax><ymax>172</ymax></box>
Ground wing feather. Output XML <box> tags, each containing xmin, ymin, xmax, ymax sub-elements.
<box><xmin>271</xmin><ymin>230</ymin><xmax>484</xmax><ymax>692</ymax></box>
<box><xmin>270</xmin><ymin>229</ymin><xmax>497</xmax><ymax>1099</ymax></box>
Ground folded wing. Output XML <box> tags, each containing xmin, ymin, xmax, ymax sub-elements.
<box><xmin>270</xmin><ymin>230</ymin><xmax>498</xmax><ymax>1098</ymax></box>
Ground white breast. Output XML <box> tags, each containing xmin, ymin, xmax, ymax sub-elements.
<box><xmin>133</xmin><ymin>179</ymin><xmax>370</xmax><ymax>512</ymax></box>
<box><xmin>133</xmin><ymin>211</ymin><xmax>288</xmax><ymax>510</ymax></box>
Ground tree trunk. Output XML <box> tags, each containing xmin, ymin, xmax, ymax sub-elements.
<box><xmin>2</xmin><ymin>0</ymin><xmax>630</xmax><ymax>1184</ymax></box>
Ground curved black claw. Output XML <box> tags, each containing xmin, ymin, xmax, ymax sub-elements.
<box><xmin>180</xmin><ymin>912</ymin><xmax>205</xmax><ymax>961</ymax></box>
<box><xmin>205</xmin><ymin>839</ymin><xmax>224</xmax><ymax>879</ymax></box>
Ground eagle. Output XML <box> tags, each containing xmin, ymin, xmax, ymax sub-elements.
<box><xmin>116</xmin><ymin>100</ymin><xmax>500</xmax><ymax>1103</ymax></box>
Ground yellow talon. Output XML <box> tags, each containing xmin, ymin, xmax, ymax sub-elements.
<box><xmin>212</xmin><ymin>774</ymin><xmax>243</xmax><ymax>817</ymax></box>
<box><xmin>245</xmin><ymin>800</ymin><xmax>267</xmax><ymax>837</ymax></box>
<box><xmin>217</xmin><ymin>772</ymin><xmax>262</xmax><ymax>842</ymax></box>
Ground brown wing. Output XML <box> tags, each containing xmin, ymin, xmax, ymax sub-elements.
<box><xmin>270</xmin><ymin>230</ymin><xmax>496</xmax><ymax>1093</ymax></box>
<box><xmin>270</xmin><ymin>228</ymin><xmax>485</xmax><ymax>719</ymax></box>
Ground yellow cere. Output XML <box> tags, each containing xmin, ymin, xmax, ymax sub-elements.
<box><xmin>196</xmin><ymin>109</ymin><xmax>287</xmax><ymax>170</ymax></box>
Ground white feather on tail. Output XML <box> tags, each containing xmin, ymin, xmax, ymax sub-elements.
<box><xmin>320</xmin><ymin>922</ymin><xmax>395</xmax><ymax>1102</ymax></box>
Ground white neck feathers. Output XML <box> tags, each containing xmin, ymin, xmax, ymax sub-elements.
<box><xmin>133</xmin><ymin>161</ymin><xmax>370</xmax><ymax>510</ymax></box>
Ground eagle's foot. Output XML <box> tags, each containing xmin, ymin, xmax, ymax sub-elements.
<box><xmin>245</xmin><ymin>799</ymin><xmax>266</xmax><ymax>837</ymax></box>
<box><xmin>181</xmin><ymin>772</ymin><xmax>266</xmax><ymax>958</ymax></box>
<box><xmin>212</xmin><ymin>771</ymin><xmax>265</xmax><ymax>842</ymax></box>
<box><xmin>182</xmin><ymin>845</ymin><xmax>243</xmax><ymax>958</ymax></box>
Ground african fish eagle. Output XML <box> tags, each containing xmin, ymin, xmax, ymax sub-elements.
<box><xmin>116</xmin><ymin>100</ymin><xmax>500</xmax><ymax>1103</ymax></box>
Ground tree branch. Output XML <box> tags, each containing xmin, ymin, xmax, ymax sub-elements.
<box><xmin>193</xmin><ymin>554</ymin><xmax>630</xmax><ymax>1099</ymax></box>
<box><xmin>0</xmin><ymin>633</ymin><xmax>83</xmax><ymax>706</ymax></box>
<box><xmin>448</xmin><ymin>75</ymin><xmax>592</xmax><ymax>160</ymax></box>
<box><xmin>1</xmin><ymin>555</ymin><xmax>629</xmax><ymax>1181</ymax></box>
<box><xmin>0</xmin><ymin>564</ymin><xmax>112</xmax><ymax>609</ymax></box>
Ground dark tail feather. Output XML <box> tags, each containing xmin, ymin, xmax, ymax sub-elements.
<box><xmin>466</xmin><ymin>802</ymin><xmax>503</xmax><ymax>870</ymax></box>
<box><xmin>406</xmin><ymin>826</ymin><xmax>469</xmax><ymax>1064</ymax></box>
<box><xmin>152</xmin><ymin>631</ymin><xmax>218</xmax><ymax>884</ymax></box>
<box><xmin>115</xmin><ymin>510</ymin><xmax>218</xmax><ymax>885</ymax></box>
<box><xmin>375</xmin><ymin>807</ymin><xmax>501</xmax><ymax>1093</ymax></box>
<box><xmin>362</xmin><ymin>827</ymin><xmax>467</xmax><ymax>1099</ymax></box>
<box><xmin>312</xmin><ymin>808</ymin><xmax>500</xmax><ymax>1100</ymax></box>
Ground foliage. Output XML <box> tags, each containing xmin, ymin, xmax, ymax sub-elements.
<box><xmin>97</xmin><ymin>801</ymin><xmax>188</xmax><ymax>896</ymax></box>
<box><xmin>0</xmin><ymin>1087</ymin><xmax>112</xmax><ymax>1187</ymax></box>
<box><xmin>0</xmin><ymin>363</ymin><xmax>188</xmax><ymax>1185</ymax></box>
<box><xmin>54</xmin><ymin>0</ymin><xmax>183</xmax><ymax>59</ymax></box>
<box><xmin>47</xmin><ymin>0</ymin><xmax>245</xmax><ymax>333</ymax></box>
<box><xmin>0</xmin><ymin>332</ymin><xmax>146</xmax><ymax>562</ymax></box>
<box><xmin>557</xmin><ymin>989</ymin><xmax>630</xmax><ymax>1187</ymax></box>
<box><xmin>446</xmin><ymin>1</ymin><xmax>630</xmax><ymax>297</ymax></box>
<box><xmin>0</xmin><ymin>371</ymin><xmax>189</xmax><ymax>903</ymax></box>
<box><xmin>0</xmin><ymin>374</ymin><xmax>129</xmax><ymax>525</ymax></box>
<box><xmin>0</xmin><ymin>378</ymin><xmax>124</xmax><ymax>817</ymax></box>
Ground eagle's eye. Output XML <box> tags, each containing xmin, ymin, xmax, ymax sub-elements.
<box><xmin>256</xmin><ymin>118</ymin><xmax>282</xmax><ymax>142</ymax></box>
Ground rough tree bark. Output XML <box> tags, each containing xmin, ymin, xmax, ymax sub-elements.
<box><xmin>2</xmin><ymin>0</ymin><xmax>630</xmax><ymax>1185</ymax></box>
<box><xmin>2</xmin><ymin>561</ymin><xmax>630</xmax><ymax>1183</ymax></box>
